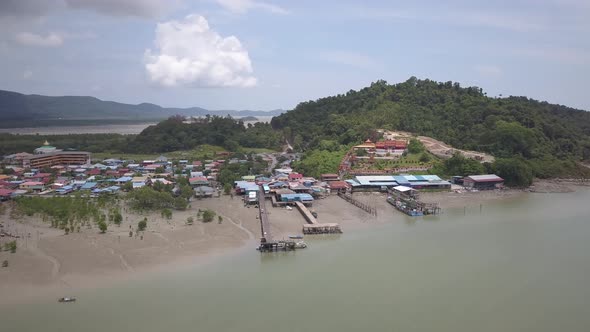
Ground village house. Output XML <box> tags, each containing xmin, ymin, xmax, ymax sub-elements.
<box><xmin>194</xmin><ymin>185</ymin><xmax>216</xmax><ymax>198</ymax></box>
<box><xmin>19</xmin><ymin>181</ymin><xmax>45</xmax><ymax>192</ymax></box>
<box><xmin>328</xmin><ymin>181</ymin><xmax>350</xmax><ymax>194</ymax></box>
<box><xmin>241</xmin><ymin>175</ymin><xmax>256</xmax><ymax>182</ymax></box>
<box><xmin>288</xmin><ymin>172</ymin><xmax>303</xmax><ymax>181</ymax></box>
<box><xmin>321</xmin><ymin>173</ymin><xmax>340</xmax><ymax>182</ymax></box>
<box><xmin>274</xmin><ymin>167</ymin><xmax>293</xmax><ymax>175</ymax></box>
<box><xmin>0</xmin><ymin>189</ymin><xmax>14</xmax><ymax>201</ymax></box>
<box><xmin>189</xmin><ymin>176</ymin><xmax>209</xmax><ymax>187</ymax></box>
<box><xmin>463</xmin><ymin>174</ymin><xmax>504</xmax><ymax>190</ymax></box>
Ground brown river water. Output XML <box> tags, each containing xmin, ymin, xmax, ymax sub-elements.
<box><xmin>1</xmin><ymin>189</ymin><xmax>589</xmax><ymax>331</ymax></box>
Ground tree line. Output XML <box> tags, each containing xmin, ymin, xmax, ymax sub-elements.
<box><xmin>0</xmin><ymin>115</ymin><xmax>281</xmax><ymax>156</ymax></box>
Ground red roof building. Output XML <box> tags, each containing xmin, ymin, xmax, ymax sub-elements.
<box><xmin>375</xmin><ymin>140</ymin><xmax>407</xmax><ymax>150</ymax></box>
<box><xmin>328</xmin><ymin>181</ymin><xmax>350</xmax><ymax>192</ymax></box>
<box><xmin>463</xmin><ymin>174</ymin><xmax>504</xmax><ymax>190</ymax></box>
<box><xmin>87</xmin><ymin>169</ymin><xmax>102</xmax><ymax>176</ymax></box>
<box><xmin>30</xmin><ymin>172</ymin><xmax>52</xmax><ymax>178</ymax></box>
<box><xmin>288</xmin><ymin>173</ymin><xmax>303</xmax><ymax>181</ymax></box>
<box><xmin>0</xmin><ymin>189</ymin><xmax>15</xmax><ymax>200</ymax></box>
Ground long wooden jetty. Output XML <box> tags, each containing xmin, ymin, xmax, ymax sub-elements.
<box><xmin>258</xmin><ymin>187</ymin><xmax>273</xmax><ymax>242</ymax></box>
<box><xmin>257</xmin><ymin>187</ymin><xmax>299</xmax><ymax>252</ymax></box>
<box><xmin>295</xmin><ymin>201</ymin><xmax>342</xmax><ymax>235</ymax></box>
<box><xmin>337</xmin><ymin>193</ymin><xmax>377</xmax><ymax>216</ymax></box>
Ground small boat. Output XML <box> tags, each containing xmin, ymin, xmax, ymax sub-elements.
<box><xmin>294</xmin><ymin>241</ymin><xmax>307</xmax><ymax>249</ymax></box>
<box><xmin>289</xmin><ymin>234</ymin><xmax>303</xmax><ymax>239</ymax></box>
<box><xmin>58</xmin><ymin>297</ymin><xmax>76</xmax><ymax>303</ymax></box>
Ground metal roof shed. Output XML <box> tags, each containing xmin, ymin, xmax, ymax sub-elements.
<box><xmin>392</xmin><ymin>185</ymin><xmax>413</xmax><ymax>192</ymax></box>
<box><xmin>465</xmin><ymin>174</ymin><xmax>504</xmax><ymax>182</ymax></box>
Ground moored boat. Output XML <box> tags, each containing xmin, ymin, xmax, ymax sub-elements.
<box><xmin>58</xmin><ymin>297</ymin><xmax>76</xmax><ymax>303</ymax></box>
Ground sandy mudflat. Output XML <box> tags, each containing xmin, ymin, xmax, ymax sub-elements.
<box><xmin>529</xmin><ymin>178</ymin><xmax>590</xmax><ymax>193</ymax></box>
<box><xmin>0</xmin><ymin>197</ymin><xmax>257</xmax><ymax>304</ymax></box>
<box><xmin>419</xmin><ymin>189</ymin><xmax>525</xmax><ymax>209</ymax></box>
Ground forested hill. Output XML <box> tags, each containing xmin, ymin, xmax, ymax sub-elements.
<box><xmin>0</xmin><ymin>89</ymin><xmax>283</xmax><ymax>127</ymax></box>
<box><xmin>271</xmin><ymin>77</ymin><xmax>590</xmax><ymax>163</ymax></box>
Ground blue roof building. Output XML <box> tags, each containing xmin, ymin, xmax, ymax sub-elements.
<box><xmin>80</xmin><ymin>182</ymin><xmax>98</xmax><ymax>190</ymax></box>
<box><xmin>279</xmin><ymin>193</ymin><xmax>314</xmax><ymax>202</ymax></box>
<box><xmin>116</xmin><ymin>176</ymin><xmax>133</xmax><ymax>183</ymax></box>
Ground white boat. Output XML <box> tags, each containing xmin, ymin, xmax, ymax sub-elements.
<box><xmin>58</xmin><ymin>297</ymin><xmax>76</xmax><ymax>303</ymax></box>
<box><xmin>294</xmin><ymin>241</ymin><xmax>307</xmax><ymax>249</ymax></box>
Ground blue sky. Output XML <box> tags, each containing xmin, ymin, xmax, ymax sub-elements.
<box><xmin>0</xmin><ymin>0</ymin><xmax>589</xmax><ymax>111</ymax></box>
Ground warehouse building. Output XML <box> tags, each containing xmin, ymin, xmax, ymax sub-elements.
<box><xmin>463</xmin><ymin>174</ymin><xmax>504</xmax><ymax>190</ymax></box>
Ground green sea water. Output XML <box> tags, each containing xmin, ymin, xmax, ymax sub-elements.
<box><xmin>2</xmin><ymin>190</ymin><xmax>590</xmax><ymax>332</ymax></box>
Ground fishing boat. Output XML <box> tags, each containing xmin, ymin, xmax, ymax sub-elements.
<box><xmin>58</xmin><ymin>297</ymin><xmax>76</xmax><ymax>303</ymax></box>
<box><xmin>387</xmin><ymin>197</ymin><xmax>424</xmax><ymax>217</ymax></box>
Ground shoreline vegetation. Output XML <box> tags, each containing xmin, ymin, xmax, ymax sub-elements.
<box><xmin>1</xmin><ymin>179</ymin><xmax>588</xmax><ymax>306</ymax></box>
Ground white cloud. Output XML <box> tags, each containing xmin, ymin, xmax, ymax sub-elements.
<box><xmin>318</xmin><ymin>50</ymin><xmax>376</xmax><ymax>68</ymax></box>
<box><xmin>14</xmin><ymin>32</ymin><xmax>63</xmax><ymax>47</ymax></box>
<box><xmin>23</xmin><ymin>69</ymin><xmax>33</xmax><ymax>79</ymax></box>
<box><xmin>215</xmin><ymin>0</ymin><xmax>288</xmax><ymax>14</ymax></box>
<box><xmin>144</xmin><ymin>14</ymin><xmax>257</xmax><ymax>88</ymax></box>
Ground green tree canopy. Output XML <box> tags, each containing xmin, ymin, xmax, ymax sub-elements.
<box><xmin>494</xmin><ymin>158</ymin><xmax>534</xmax><ymax>187</ymax></box>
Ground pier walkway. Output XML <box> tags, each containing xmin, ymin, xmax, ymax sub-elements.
<box><xmin>294</xmin><ymin>201</ymin><xmax>317</xmax><ymax>224</ymax></box>
<box><xmin>258</xmin><ymin>187</ymin><xmax>299</xmax><ymax>252</ymax></box>
<box><xmin>295</xmin><ymin>201</ymin><xmax>342</xmax><ymax>234</ymax></box>
<box><xmin>258</xmin><ymin>186</ymin><xmax>273</xmax><ymax>243</ymax></box>
<box><xmin>337</xmin><ymin>193</ymin><xmax>377</xmax><ymax>216</ymax></box>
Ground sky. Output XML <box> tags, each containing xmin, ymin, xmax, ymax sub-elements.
<box><xmin>0</xmin><ymin>0</ymin><xmax>589</xmax><ymax>111</ymax></box>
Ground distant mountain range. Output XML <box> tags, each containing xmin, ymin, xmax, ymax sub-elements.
<box><xmin>0</xmin><ymin>89</ymin><xmax>284</xmax><ymax>127</ymax></box>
